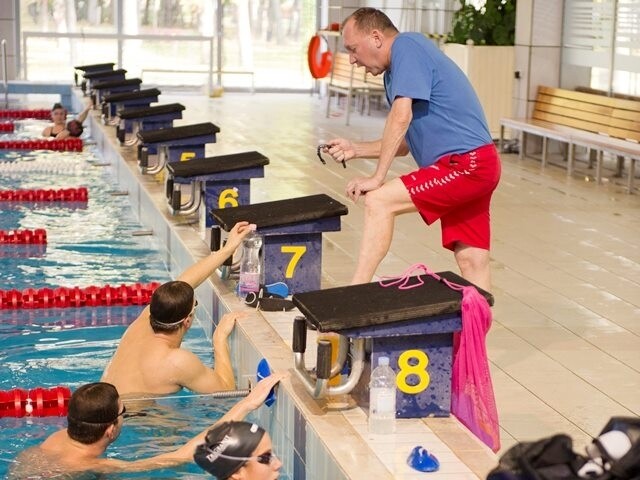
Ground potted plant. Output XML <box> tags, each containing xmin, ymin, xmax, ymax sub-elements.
<box><xmin>443</xmin><ymin>0</ymin><xmax>516</xmax><ymax>138</ymax></box>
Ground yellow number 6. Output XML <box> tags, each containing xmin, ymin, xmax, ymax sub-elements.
<box><xmin>280</xmin><ymin>246</ymin><xmax>306</xmax><ymax>278</ymax></box>
<box><xmin>218</xmin><ymin>188</ymin><xmax>239</xmax><ymax>208</ymax></box>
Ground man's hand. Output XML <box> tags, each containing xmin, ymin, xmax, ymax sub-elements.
<box><xmin>241</xmin><ymin>372</ymin><xmax>288</xmax><ymax>412</ymax></box>
<box><xmin>324</xmin><ymin>138</ymin><xmax>357</xmax><ymax>165</ymax></box>
<box><xmin>346</xmin><ymin>175</ymin><xmax>384</xmax><ymax>202</ymax></box>
<box><xmin>223</xmin><ymin>221</ymin><xmax>256</xmax><ymax>253</ymax></box>
<box><xmin>213</xmin><ymin>311</ymin><xmax>247</xmax><ymax>342</ymax></box>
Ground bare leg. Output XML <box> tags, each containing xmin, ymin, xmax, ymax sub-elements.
<box><xmin>454</xmin><ymin>242</ymin><xmax>492</xmax><ymax>292</ymax></box>
<box><xmin>351</xmin><ymin>178</ymin><xmax>416</xmax><ymax>284</ymax></box>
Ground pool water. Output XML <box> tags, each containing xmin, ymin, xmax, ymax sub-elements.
<box><xmin>0</xmin><ymin>144</ymin><xmax>268</xmax><ymax>479</ymax></box>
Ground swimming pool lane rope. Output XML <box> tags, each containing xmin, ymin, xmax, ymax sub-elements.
<box><xmin>125</xmin><ymin>388</ymin><xmax>252</xmax><ymax>403</ymax></box>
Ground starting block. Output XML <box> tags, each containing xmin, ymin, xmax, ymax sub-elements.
<box><xmin>291</xmin><ymin>272</ymin><xmax>494</xmax><ymax>417</ymax></box>
<box><xmin>136</xmin><ymin>122</ymin><xmax>220</xmax><ymax>175</ymax></box>
<box><xmin>116</xmin><ymin>103</ymin><xmax>185</xmax><ymax>145</ymax></box>
<box><xmin>101</xmin><ymin>87</ymin><xmax>161</xmax><ymax>124</ymax></box>
<box><xmin>82</xmin><ymin>68</ymin><xmax>126</xmax><ymax>94</ymax></box>
<box><xmin>165</xmin><ymin>151</ymin><xmax>269</xmax><ymax>227</ymax></box>
<box><xmin>92</xmin><ymin>78</ymin><xmax>142</xmax><ymax>105</ymax></box>
<box><xmin>74</xmin><ymin>63</ymin><xmax>115</xmax><ymax>89</ymax></box>
<box><xmin>210</xmin><ymin>193</ymin><xmax>348</xmax><ymax>294</ymax></box>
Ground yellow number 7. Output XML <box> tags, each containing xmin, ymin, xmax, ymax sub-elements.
<box><xmin>280</xmin><ymin>246</ymin><xmax>306</xmax><ymax>278</ymax></box>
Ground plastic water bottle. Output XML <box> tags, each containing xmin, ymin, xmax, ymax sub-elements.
<box><xmin>238</xmin><ymin>232</ymin><xmax>262</xmax><ymax>299</ymax></box>
<box><xmin>369</xmin><ymin>356</ymin><xmax>396</xmax><ymax>434</ymax></box>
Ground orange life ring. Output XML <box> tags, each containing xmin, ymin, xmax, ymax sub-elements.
<box><xmin>307</xmin><ymin>35</ymin><xmax>333</xmax><ymax>79</ymax></box>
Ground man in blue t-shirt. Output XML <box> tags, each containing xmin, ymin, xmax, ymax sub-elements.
<box><xmin>324</xmin><ymin>7</ymin><xmax>501</xmax><ymax>292</ymax></box>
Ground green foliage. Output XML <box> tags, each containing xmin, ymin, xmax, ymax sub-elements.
<box><xmin>447</xmin><ymin>0</ymin><xmax>516</xmax><ymax>46</ymax></box>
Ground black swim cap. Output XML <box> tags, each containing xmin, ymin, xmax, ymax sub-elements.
<box><xmin>52</xmin><ymin>103</ymin><xmax>65</xmax><ymax>111</ymax></box>
<box><xmin>149</xmin><ymin>280</ymin><xmax>194</xmax><ymax>326</ymax></box>
<box><xmin>194</xmin><ymin>421</ymin><xmax>266</xmax><ymax>479</ymax></box>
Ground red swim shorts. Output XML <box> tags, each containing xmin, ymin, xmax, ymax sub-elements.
<box><xmin>400</xmin><ymin>143</ymin><xmax>501</xmax><ymax>251</ymax></box>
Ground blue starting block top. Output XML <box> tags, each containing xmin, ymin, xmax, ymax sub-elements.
<box><xmin>210</xmin><ymin>193</ymin><xmax>348</xmax><ymax>235</ymax></box>
<box><xmin>137</xmin><ymin>122</ymin><xmax>220</xmax><ymax>148</ymax></box>
<box><xmin>75</xmin><ymin>62</ymin><xmax>115</xmax><ymax>73</ymax></box>
<box><xmin>104</xmin><ymin>87</ymin><xmax>160</xmax><ymax>105</ymax></box>
<box><xmin>74</xmin><ymin>63</ymin><xmax>115</xmax><ymax>86</ymax></box>
<box><xmin>84</xmin><ymin>68</ymin><xmax>126</xmax><ymax>82</ymax></box>
<box><xmin>118</xmin><ymin>103</ymin><xmax>185</xmax><ymax>122</ymax></box>
<box><xmin>91</xmin><ymin>78</ymin><xmax>142</xmax><ymax>92</ymax></box>
<box><xmin>292</xmin><ymin>271</ymin><xmax>493</xmax><ymax>333</ymax></box>
<box><xmin>292</xmin><ymin>272</ymin><xmax>494</xmax><ymax>418</ymax></box>
<box><xmin>166</xmin><ymin>151</ymin><xmax>269</xmax><ymax>184</ymax></box>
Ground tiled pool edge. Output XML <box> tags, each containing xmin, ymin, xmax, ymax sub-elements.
<box><xmin>81</xmin><ymin>92</ymin><xmax>367</xmax><ymax>480</ymax></box>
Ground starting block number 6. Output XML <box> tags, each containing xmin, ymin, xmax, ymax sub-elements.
<box><xmin>396</xmin><ymin>349</ymin><xmax>430</xmax><ymax>394</ymax></box>
<box><xmin>218</xmin><ymin>188</ymin><xmax>239</xmax><ymax>208</ymax></box>
<box><xmin>280</xmin><ymin>246</ymin><xmax>306</xmax><ymax>278</ymax></box>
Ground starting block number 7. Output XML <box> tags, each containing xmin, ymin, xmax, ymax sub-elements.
<box><xmin>280</xmin><ymin>246</ymin><xmax>306</xmax><ymax>278</ymax></box>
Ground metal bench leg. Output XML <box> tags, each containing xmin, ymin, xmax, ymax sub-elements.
<box><xmin>567</xmin><ymin>143</ymin><xmax>574</xmax><ymax>176</ymax></box>
<box><xmin>627</xmin><ymin>158</ymin><xmax>635</xmax><ymax>193</ymax></box>
<box><xmin>541</xmin><ymin>136</ymin><xmax>548</xmax><ymax>167</ymax></box>
<box><xmin>499</xmin><ymin>125</ymin><xmax>504</xmax><ymax>153</ymax></box>
<box><xmin>595</xmin><ymin>150</ymin><xmax>603</xmax><ymax>184</ymax></box>
<box><xmin>326</xmin><ymin>90</ymin><xmax>332</xmax><ymax>118</ymax></box>
<box><xmin>519</xmin><ymin>131</ymin><xmax>525</xmax><ymax>160</ymax></box>
<box><xmin>345</xmin><ymin>92</ymin><xmax>352</xmax><ymax>126</ymax></box>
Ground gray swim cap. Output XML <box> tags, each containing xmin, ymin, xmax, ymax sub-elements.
<box><xmin>194</xmin><ymin>421</ymin><xmax>266</xmax><ymax>479</ymax></box>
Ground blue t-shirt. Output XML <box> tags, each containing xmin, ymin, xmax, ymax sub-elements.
<box><xmin>385</xmin><ymin>33</ymin><xmax>492</xmax><ymax>167</ymax></box>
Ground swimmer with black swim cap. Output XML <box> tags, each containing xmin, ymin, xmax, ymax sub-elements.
<box><xmin>194</xmin><ymin>421</ymin><xmax>282</xmax><ymax>480</ymax></box>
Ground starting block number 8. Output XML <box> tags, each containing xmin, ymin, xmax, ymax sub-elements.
<box><xmin>396</xmin><ymin>349</ymin><xmax>430</xmax><ymax>394</ymax></box>
<box><xmin>280</xmin><ymin>246</ymin><xmax>306</xmax><ymax>278</ymax></box>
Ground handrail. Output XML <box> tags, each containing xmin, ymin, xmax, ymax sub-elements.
<box><xmin>21</xmin><ymin>31</ymin><xmax>215</xmax><ymax>93</ymax></box>
<box><xmin>1</xmin><ymin>39</ymin><xmax>8</xmax><ymax>107</ymax></box>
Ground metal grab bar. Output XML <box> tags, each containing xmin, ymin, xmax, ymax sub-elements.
<box><xmin>1</xmin><ymin>39</ymin><xmax>8</xmax><ymax>107</ymax></box>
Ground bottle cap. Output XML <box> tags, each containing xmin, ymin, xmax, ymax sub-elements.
<box><xmin>378</xmin><ymin>356</ymin><xmax>389</xmax><ymax>366</ymax></box>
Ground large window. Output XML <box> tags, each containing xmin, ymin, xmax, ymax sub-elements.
<box><xmin>18</xmin><ymin>0</ymin><xmax>318</xmax><ymax>90</ymax></box>
<box><xmin>562</xmin><ymin>0</ymin><xmax>640</xmax><ymax>96</ymax></box>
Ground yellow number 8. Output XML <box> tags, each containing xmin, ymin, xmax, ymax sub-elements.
<box><xmin>396</xmin><ymin>350</ymin><xmax>430</xmax><ymax>394</ymax></box>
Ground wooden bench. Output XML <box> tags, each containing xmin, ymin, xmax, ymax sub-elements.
<box><xmin>325</xmin><ymin>52</ymin><xmax>385</xmax><ymax>125</ymax></box>
<box><xmin>500</xmin><ymin>86</ymin><xmax>640</xmax><ymax>192</ymax></box>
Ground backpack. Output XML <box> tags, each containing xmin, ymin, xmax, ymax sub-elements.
<box><xmin>487</xmin><ymin>417</ymin><xmax>640</xmax><ymax>480</ymax></box>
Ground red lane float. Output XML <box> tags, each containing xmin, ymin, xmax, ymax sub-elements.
<box><xmin>0</xmin><ymin>109</ymin><xmax>51</xmax><ymax>120</ymax></box>
<box><xmin>307</xmin><ymin>34</ymin><xmax>333</xmax><ymax>79</ymax></box>
<box><xmin>0</xmin><ymin>282</ymin><xmax>161</xmax><ymax>309</ymax></box>
<box><xmin>0</xmin><ymin>138</ymin><xmax>83</xmax><ymax>152</ymax></box>
<box><xmin>0</xmin><ymin>386</ymin><xmax>71</xmax><ymax>417</ymax></box>
<box><xmin>0</xmin><ymin>187</ymin><xmax>88</xmax><ymax>202</ymax></box>
<box><xmin>0</xmin><ymin>229</ymin><xmax>47</xmax><ymax>244</ymax></box>
<box><xmin>0</xmin><ymin>122</ymin><xmax>14</xmax><ymax>132</ymax></box>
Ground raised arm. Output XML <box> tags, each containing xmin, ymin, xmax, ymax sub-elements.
<box><xmin>75</xmin><ymin>101</ymin><xmax>92</xmax><ymax>123</ymax></box>
<box><xmin>177</xmin><ymin>221</ymin><xmax>255</xmax><ymax>288</ymax></box>
<box><xmin>103</xmin><ymin>372</ymin><xmax>288</xmax><ymax>473</ymax></box>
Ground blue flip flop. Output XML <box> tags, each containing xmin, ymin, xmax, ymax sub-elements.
<box><xmin>407</xmin><ymin>446</ymin><xmax>440</xmax><ymax>473</ymax></box>
<box><xmin>256</xmin><ymin>358</ymin><xmax>276</xmax><ymax>407</ymax></box>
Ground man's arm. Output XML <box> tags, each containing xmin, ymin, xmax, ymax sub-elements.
<box><xmin>345</xmin><ymin>97</ymin><xmax>413</xmax><ymax>201</ymax></box>
<box><xmin>94</xmin><ymin>372</ymin><xmax>288</xmax><ymax>473</ymax></box>
<box><xmin>177</xmin><ymin>221</ymin><xmax>255</xmax><ymax>288</ymax></box>
<box><xmin>172</xmin><ymin>311</ymin><xmax>246</xmax><ymax>393</ymax></box>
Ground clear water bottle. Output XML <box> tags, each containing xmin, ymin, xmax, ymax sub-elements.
<box><xmin>238</xmin><ymin>232</ymin><xmax>262</xmax><ymax>299</ymax></box>
<box><xmin>369</xmin><ymin>356</ymin><xmax>396</xmax><ymax>434</ymax></box>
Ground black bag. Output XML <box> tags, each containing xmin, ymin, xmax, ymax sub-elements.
<box><xmin>487</xmin><ymin>417</ymin><xmax>640</xmax><ymax>480</ymax></box>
